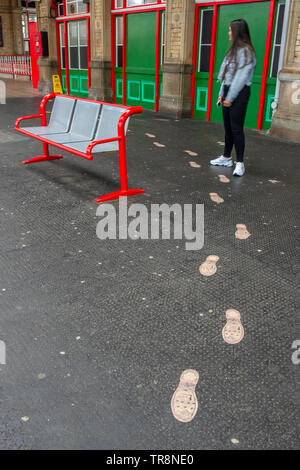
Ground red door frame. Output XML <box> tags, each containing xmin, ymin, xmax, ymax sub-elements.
<box><xmin>111</xmin><ymin>0</ymin><xmax>166</xmax><ymax>109</ymax></box>
<box><xmin>192</xmin><ymin>0</ymin><xmax>276</xmax><ymax>129</ymax></box>
<box><xmin>56</xmin><ymin>0</ymin><xmax>91</xmax><ymax>95</ymax></box>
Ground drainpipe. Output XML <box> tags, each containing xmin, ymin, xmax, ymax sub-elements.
<box><xmin>272</xmin><ymin>0</ymin><xmax>291</xmax><ymax>115</ymax></box>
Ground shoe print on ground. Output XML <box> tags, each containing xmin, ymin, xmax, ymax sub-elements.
<box><xmin>145</xmin><ymin>133</ymin><xmax>155</xmax><ymax>138</ymax></box>
<box><xmin>189</xmin><ymin>161</ymin><xmax>201</xmax><ymax>168</ymax></box>
<box><xmin>199</xmin><ymin>255</ymin><xmax>219</xmax><ymax>276</ymax></box>
<box><xmin>184</xmin><ymin>150</ymin><xmax>198</xmax><ymax>156</ymax></box>
<box><xmin>218</xmin><ymin>174</ymin><xmax>230</xmax><ymax>183</ymax></box>
<box><xmin>209</xmin><ymin>193</ymin><xmax>224</xmax><ymax>204</ymax></box>
<box><xmin>153</xmin><ymin>142</ymin><xmax>165</xmax><ymax>148</ymax></box>
<box><xmin>235</xmin><ymin>224</ymin><xmax>251</xmax><ymax>240</ymax></box>
<box><xmin>222</xmin><ymin>309</ymin><xmax>245</xmax><ymax>344</ymax></box>
<box><xmin>171</xmin><ymin>369</ymin><xmax>199</xmax><ymax>423</ymax></box>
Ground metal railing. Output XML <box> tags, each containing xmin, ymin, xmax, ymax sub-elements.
<box><xmin>0</xmin><ymin>55</ymin><xmax>32</xmax><ymax>80</ymax></box>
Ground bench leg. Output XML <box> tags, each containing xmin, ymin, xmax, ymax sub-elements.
<box><xmin>94</xmin><ymin>136</ymin><xmax>145</xmax><ymax>203</ymax></box>
<box><xmin>94</xmin><ymin>189</ymin><xmax>145</xmax><ymax>204</ymax></box>
<box><xmin>22</xmin><ymin>143</ymin><xmax>64</xmax><ymax>165</ymax></box>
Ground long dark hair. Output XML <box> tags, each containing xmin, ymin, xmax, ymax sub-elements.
<box><xmin>221</xmin><ymin>19</ymin><xmax>256</xmax><ymax>80</ymax></box>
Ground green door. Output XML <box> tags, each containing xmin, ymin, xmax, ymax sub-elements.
<box><xmin>210</xmin><ymin>1</ymin><xmax>270</xmax><ymax>129</ymax></box>
<box><xmin>126</xmin><ymin>12</ymin><xmax>157</xmax><ymax>110</ymax></box>
<box><xmin>114</xmin><ymin>12</ymin><xmax>164</xmax><ymax>109</ymax></box>
<box><xmin>194</xmin><ymin>7</ymin><xmax>214</xmax><ymax>119</ymax></box>
<box><xmin>59</xmin><ymin>20</ymin><xmax>89</xmax><ymax>98</ymax></box>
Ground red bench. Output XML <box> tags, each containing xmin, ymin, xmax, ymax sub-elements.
<box><xmin>15</xmin><ymin>93</ymin><xmax>145</xmax><ymax>203</ymax></box>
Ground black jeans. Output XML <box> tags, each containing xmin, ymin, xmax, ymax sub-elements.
<box><xmin>222</xmin><ymin>84</ymin><xmax>250</xmax><ymax>162</ymax></box>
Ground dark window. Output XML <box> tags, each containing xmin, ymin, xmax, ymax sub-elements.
<box><xmin>80</xmin><ymin>46</ymin><xmax>88</xmax><ymax>69</ymax></box>
<box><xmin>61</xmin><ymin>47</ymin><xmax>66</xmax><ymax>68</ymax></box>
<box><xmin>201</xmin><ymin>10</ymin><xmax>213</xmax><ymax>44</ymax></box>
<box><xmin>198</xmin><ymin>9</ymin><xmax>213</xmax><ymax>73</ymax></box>
<box><xmin>275</xmin><ymin>4</ymin><xmax>285</xmax><ymax>44</ymax></box>
<box><xmin>70</xmin><ymin>47</ymin><xmax>79</xmax><ymax>69</ymax></box>
<box><xmin>200</xmin><ymin>46</ymin><xmax>211</xmax><ymax>72</ymax></box>
<box><xmin>117</xmin><ymin>45</ymin><xmax>123</xmax><ymax>67</ymax></box>
<box><xmin>271</xmin><ymin>46</ymin><xmax>280</xmax><ymax>78</ymax></box>
<box><xmin>271</xmin><ymin>4</ymin><xmax>285</xmax><ymax>78</ymax></box>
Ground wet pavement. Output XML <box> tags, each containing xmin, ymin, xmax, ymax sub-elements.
<box><xmin>0</xmin><ymin>79</ymin><xmax>299</xmax><ymax>449</ymax></box>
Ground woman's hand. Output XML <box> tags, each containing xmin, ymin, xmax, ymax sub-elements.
<box><xmin>223</xmin><ymin>100</ymin><xmax>232</xmax><ymax>107</ymax></box>
<box><xmin>217</xmin><ymin>96</ymin><xmax>223</xmax><ymax>105</ymax></box>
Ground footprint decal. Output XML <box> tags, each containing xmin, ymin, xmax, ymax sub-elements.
<box><xmin>235</xmin><ymin>224</ymin><xmax>251</xmax><ymax>240</ymax></box>
<box><xmin>145</xmin><ymin>133</ymin><xmax>156</xmax><ymax>138</ymax></box>
<box><xmin>199</xmin><ymin>255</ymin><xmax>219</xmax><ymax>276</ymax></box>
<box><xmin>171</xmin><ymin>370</ymin><xmax>199</xmax><ymax>423</ymax></box>
<box><xmin>184</xmin><ymin>150</ymin><xmax>198</xmax><ymax>157</ymax></box>
<box><xmin>153</xmin><ymin>142</ymin><xmax>166</xmax><ymax>148</ymax></box>
<box><xmin>222</xmin><ymin>309</ymin><xmax>244</xmax><ymax>344</ymax></box>
<box><xmin>209</xmin><ymin>193</ymin><xmax>224</xmax><ymax>204</ymax></box>
<box><xmin>189</xmin><ymin>161</ymin><xmax>201</xmax><ymax>168</ymax></box>
<box><xmin>218</xmin><ymin>174</ymin><xmax>230</xmax><ymax>183</ymax></box>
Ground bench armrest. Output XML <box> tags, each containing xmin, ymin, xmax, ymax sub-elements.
<box><xmin>15</xmin><ymin>114</ymin><xmax>44</xmax><ymax>130</ymax></box>
<box><xmin>86</xmin><ymin>137</ymin><xmax>121</xmax><ymax>158</ymax></box>
<box><xmin>15</xmin><ymin>93</ymin><xmax>57</xmax><ymax>130</ymax></box>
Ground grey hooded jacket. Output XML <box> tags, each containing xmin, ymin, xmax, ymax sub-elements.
<box><xmin>218</xmin><ymin>46</ymin><xmax>256</xmax><ymax>103</ymax></box>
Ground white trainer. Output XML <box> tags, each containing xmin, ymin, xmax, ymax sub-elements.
<box><xmin>210</xmin><ymin>155</ymin><xmax>233</xmax><ymax>167</ymax></box>
<box><xmin>233</xmin><ymin>162</ymin><xmax>245</xmax><ymax>176</ymax></box>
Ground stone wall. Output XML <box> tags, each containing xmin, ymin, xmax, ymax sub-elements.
<box><xmin>270</xmin><ymin>0</ymin><xmax>300</xmax><ymax>143</ymax></box>
<box><xmin>0</xmin><ymin>0</ymin><xmax>23</xmax><ymax>55</ymax></box>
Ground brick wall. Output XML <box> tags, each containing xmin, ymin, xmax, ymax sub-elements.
<box><xmin>0</xmin><ymin>13</ymin><xmax>14</xmax><ymax>55</ymax></box>
<box><xmin>0</xmin><ymin>0</ymin><xmax>23</xmax><ymax>55</ymax></box>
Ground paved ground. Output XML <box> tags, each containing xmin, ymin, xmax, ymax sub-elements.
<box><xmin>0</xmin><ymin>79</ymin><xmax>299</xmax><ymax>449</ymax></box>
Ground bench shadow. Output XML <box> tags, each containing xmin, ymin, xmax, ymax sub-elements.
<box><xmin>24</xmin><ymin>152</ymin><xmax>120</xmax><ymax>200</ymax></box>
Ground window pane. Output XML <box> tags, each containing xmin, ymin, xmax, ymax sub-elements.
<box><xmin>115</xmin><ymin>0</ymin><xmax>123</xmax><ymax>7</ymax></box>
<box><xmin>79</xmin><ymin>21</ymin><xmax>87</xmax><ymax>46</ymax></box>
<box><xmin>59</xmin><ymin>24</ymin><xmax>64</xmax><ymax>46</ymax></box>
<box><xmin>127</xmin><ymin>0</ymin><xmax>144</xmax><ymax>6</ymax></box>
<box><xmin>67</xmin><ymin>1</ymin><xmax>77</xmax><ymax>15</ymax></box>
<box><xmin>61</xmin><ymin>46</ymin><xmax>66</xmax><ymax>69</ymax></box>
<box><xmin>78</xmin><ymin>1</ymin><xmax>86</xmax><ymax>13</ymax></box>
<box><xmin>271</xmin><ymin>45</ymin><xmax>280</xmax><ymax>78</ymax></box>
<box><xmin>70</xmin><ymin>47</ymin><xmax>79</xmax><ymax>68</ymax></box>
<box><xmin>201</xmin><ymin>10</ymin><xmax>213</xmax><ymax>44</ymax></box>
<box><xmin>275</xmin><ymin>4</ymin><xmax>285</xmax><ymax>44</ymax></box>
<box><xmin>69</xmin><ymin>22</ymin><xmax>78</xmax><ymax>46</ymax></box>
<box><xmin>117</xmin><ymin>17</ymin><xmax>123</xmax><ymax>44</ymax></box>
<box><xmin>80</xmin><ymin>46</ymin><xmax>88</xmax><ymax>69</ymax></box>
<box><xmin>117</xmin><ymin>45</ymin><xmax>123</xmax><ymax>67</ymax></box>
<box><xmin>199</xmin><ymin>45</ymin><xmax>211</xmax><ymax>72</ymax></box>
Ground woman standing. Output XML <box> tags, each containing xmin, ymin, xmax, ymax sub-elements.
<box><xmin>210</xmin><ymin>19</ymin><xmax>256</xmax><ymax>176</ymax></box>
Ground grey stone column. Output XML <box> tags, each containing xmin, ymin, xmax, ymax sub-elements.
<box><xmin>36</xmin><ymin>0</ymin><xmax>59</xmax><ymax>93</ymax></box>
<box><xmin>270</xmin><ymin>0</ymin><xmax>300</xmax><ymax>143</ymax></box>
<box><xmin>12</xmin><ymin>4</ymin><xmax>24</xmax><ymax>55</ymax></box>
<box><xmin>159</xmin><ymin>0</ymin><xmax>195</xmax><ymax>118</ymax></box>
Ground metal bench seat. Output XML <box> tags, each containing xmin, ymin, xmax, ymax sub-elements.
<box><xmin>22</xmin><ymin>96</ymin><xmax>75</xmax><ymax>136</ymax></box>
<box><xmin>41</xmin><ymin>100</ymin><xmax>101</xmax><ymax>144</ymax></box>
<box><xmin>67</xmin><ymin>105</ymin><xmax>130</xmax><ymax>154</ymax></box>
